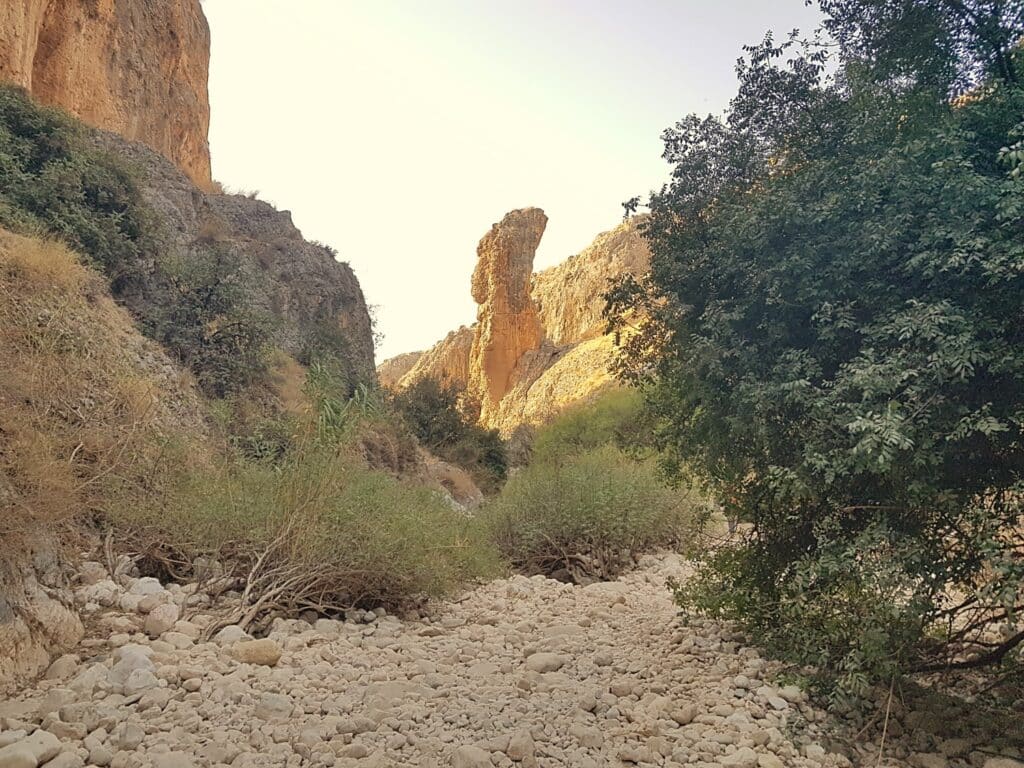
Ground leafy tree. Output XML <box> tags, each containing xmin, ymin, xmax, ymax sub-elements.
<box><xmin>611</xmin><ymin>2</ymin><xmax>1024</xmax><ymax>694</ymax></box>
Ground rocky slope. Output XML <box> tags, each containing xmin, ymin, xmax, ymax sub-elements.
<box><xmin>380</xmin><ymin>214</ymin><xmax>649</xmax><ymax>434</ymax></box>
<box><xmin>92</xmin><ymin>131</ymin><xmax>377</xmax><ymax>386</ymax></box>
<box><xmin>2</xmin><ymin>554</ymin><xmax>1019</xmax><ymax>768</ymax></box>
<box><xmin>0</xmin><ymin>0</ymin><xmax>212</xmax><ymax>189</ymax></box>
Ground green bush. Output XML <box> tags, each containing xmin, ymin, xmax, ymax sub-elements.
<box><xmin>530</xmin><ymin>388</ymin><xmax>648</xmax><ymax>464</ymax></box>
<box><xmin>391</xmin><ymin>377</ymin><xmax>508</xmax><ymax>492</ymax></box>
<box><xmin>482</xmin><ymin>445</ymin><xmax>703</xmax><ymax>582</ymax></box>
<box><xmin>0</xmin><ymin>85</ymin><xmax>155</xmax><ymax>292</ymax></box>
<box><xmin>611</xmin><ymin>4</ymin><xmax>1024</xmax><ymax>695</ymax></box>
<box><xmin>146</xmin><ymin>248</ymin><xmax>273</xmax><ymax>397</ymax></box>
<box><xmin>0</xmin><ymin>85</ymin><xmax>272</xmax><ymax>397</ymax></box>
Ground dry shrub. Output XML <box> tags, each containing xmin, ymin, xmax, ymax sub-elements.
<box><xmin>0</xmin><ymin>229</ymin><xmax>206</xmax><ymax>549</ymax></box>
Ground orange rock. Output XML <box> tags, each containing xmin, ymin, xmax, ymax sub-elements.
<box><xmin>0</xmin><ymin>0</ymin><xmax>212</xmax><ymax>189</ymax></box>
<box><xmin>468</xmin><ymin>208</ymin><xmax>547</xmax><ymax>424</ymax></box>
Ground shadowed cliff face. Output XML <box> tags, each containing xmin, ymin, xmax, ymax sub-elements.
<box><xmin>0</xmin><ymin>0</ymin><xmax>212</xmax><ymax>188</ymax></box>
<box><xmin>379</xmin><ymin>213</ymin><xmax>651</xmax><ymax>434</ymax></box>
<box><xmin>92</xmin><ymin>130</ymin><xmax>377</xmax><ymax>387</ymax></box>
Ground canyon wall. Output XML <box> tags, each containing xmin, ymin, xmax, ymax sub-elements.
<box><xmin>380</xmin><ymin>214</ymin><xmax>650</xmax><ymax>434</ymax></box>
<box><xmin>0</xmin><ymin>0</ymin><xmax>212</xmax><ymax>188</ymax></box>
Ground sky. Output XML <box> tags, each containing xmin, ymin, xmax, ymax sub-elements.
<box><xmin>203</xmin><ymin>1</ymin><xmax>824</xmax><ymax>362</ymax></box>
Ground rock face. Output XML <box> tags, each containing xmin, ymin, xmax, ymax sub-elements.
<box><xmin>91</xmin><ymin>131</ymin><xmax>377</xmax><ymax>386</ymax></box>
<box><xmin>0</xmin><ymin>545</ymin><xmax>83</xmax><ymax>691</ymax></box>
<box><xmin>392</xmin><ymin>326</ymin><xmax>475</xmax><ymax>393</ymax></box>
<box><xmin>380</xmin><ymin>214</ymin><xmax>649</xmax><ymax>433</ymax></box>
<box><xmin>377</xmin><ymin>352</ymin><xmax>423</xmax><ymax>389</ymax></box>
<box><xmin>0</xmin><ymin>0</ymin><xmax>212</xmax><ymax>189</ymax></box>
<box><xmin>468</xmin><ymin>209</ymin><xmax>547</xmax><ymax>425</ymax></box>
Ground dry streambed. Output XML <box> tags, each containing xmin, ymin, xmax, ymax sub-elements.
<box><xmin>0</xmin><ymin>555</ymin><xmax>1020</xmax><ymax>768</ymax></box>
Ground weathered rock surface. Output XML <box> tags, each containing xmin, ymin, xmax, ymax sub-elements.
<box><xmin>379</xmin><ymin>214</ymin><xmax>650</xmax><ymax>433</ymax></box>
<box><xmin>0</xmin><ymin>546</ymin><xmax>83</xmax><ymax>691</ymax></box>
<box><xmin>90</xmin><ymin>131</ymin><xmax>377</xmax><ymax>385</ymax></box>
<box><xmin>532</xmin><ymin>217</ymin><xmax>649</xmax><ymax>345</ymax></box>
<box><xmin>4</xmin><ymin>555</ymin><xmax>1016</xmax><ymax>768</ymax></box>
<box><xmin>0</xmin><ymin>0</ymin><xmax>212</xmax><ymax>188</ymax></box>
<box><xmin>393</xmin><ymin>326</ymin><xmax>476</xmax><ymax>392</ymax></box>
<box><xmin>468</xmin><ymin>209</ymin><xmax>547</xmax><ymax>425</ymax></box>
<box><xmin>377</xmin><ymin>351</ymin><xmax>424</xmax><ymax>389</ymax></box>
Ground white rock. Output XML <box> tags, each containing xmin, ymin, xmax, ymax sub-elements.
<box><xmin>523</xmin><ymin>652</ymin><xmax>566</xmax><ymax>673</ymax></box>
<box><xmin>0</xmin><ymin>745</ymin><xmax>35</xmax><ymax>768</ymax></box>
<box><xmin>144</xmin><ymin>603</ymin><xmax>180</xmax><ymax>637</ymax></box>
<box><xmin>213</xmin><ymin>625</ymin><xmax>251</xmax><ymax>646</ymax></box>
<box><xmin>128</xmin><ymin>577</ymin><xmax>165</xmax><ymax>596</ymax></box>
<box><xmin>255</xmin><ymin>693</ymin><xmax>293</xmax><ymax>721</ymax></box>
<box><xmin>451</xmin><ymin>745</ymin><xmax>491</xmax><ymax>768</ymax></box>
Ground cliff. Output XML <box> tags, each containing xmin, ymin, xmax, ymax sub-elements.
<box><xmin>379</xmin><ymin>214</ymin><xmax>650</xmax><ymax>434</ymax></box>
<box><xmin>92</xmin><ymin>130</ymin><xmax>377</xmax><ymax>386</ymax></box>
<box><xmin>0</xmin><ymin>0</ymin><xmax>212</xmax><ymax>188</ymax></box>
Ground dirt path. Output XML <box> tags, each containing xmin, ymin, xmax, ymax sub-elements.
<box><xmin>0</xmin><ymin>556</ymin><xmax>1019</xmax><ymax>768</ymax></box>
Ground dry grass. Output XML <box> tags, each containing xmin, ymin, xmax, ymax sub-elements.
<box><xmin>0</xmin><ymin>229</ymin><xmax>206</xmax><ymax>551</ymax></box>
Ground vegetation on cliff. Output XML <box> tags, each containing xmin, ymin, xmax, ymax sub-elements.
<box><xmin>611</xmin><ymin>0</ymin><xmax>1024</xmax><ymax>696</ymax></box>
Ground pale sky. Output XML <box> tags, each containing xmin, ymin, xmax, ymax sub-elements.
<box><xmin>203</xmin><ymin>1</ymin><xmax>823</xmax><ymax>362</ymax></box>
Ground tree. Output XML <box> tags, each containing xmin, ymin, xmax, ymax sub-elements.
<box><xmin>611</xmin><ymin>3</ymin><xmax>1024</xmax><ymax>694</ymax></box>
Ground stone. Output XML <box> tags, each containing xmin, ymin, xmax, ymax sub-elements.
<box><xmin>910</xmin><ymin>754</ymin><xmax>949</xmax><ymax>768</ymax></box>
<box><xmin>722</xmin><ymin>747</ymin><xmax>759</xmax><ymax>768</ymax></box>
<box><xmin>44</xmin><ymin>654</ymin><xmax>79</xmax><ymax>681</ymax></box>
<box><xmin>506</xmin><ymin>729</ymin><xmax>535</xmax><ymax>761</ymax></box>
<box><xmin>151</xmin><ymin>754</ymin><xmax>196</xmax><ymax>768</ymax></box>
<box><xmin>231</xmin><ymin>639</ymin><xmax>283</xmax><ymax>666</ymax></box>
<box><xmin>0</xmin><ymin>745</ymin><xmax>35</xmax><ymax>768</ymax></box>
<box><xmin>983</xmin><ymin>761</ymin><xmax>1024</xmax><ymax>768</ymax></box>
<box><xmin>758</xmin><ymin>755</ymin><xmax>785</xmax><ymax>768</ymax></box>
<box><xmin>451</xmin><ymin>745</ymin><xmax>491</xmax><ymax>768</ymax></box>
<box><xmin>212</xmin><ymin>626</ymin><xmax>251</xmax><ymax>646</ymax></box>
<box><xmin>144</xmin><ymin>603</ymin><xmax>181</xmax><ymax>637</ymax></box>
<box><xmin>255</xmin><ymin>693</ymin><xmax>293</xmax><ymax>721</ymax></box>
<box><xmin>523</xmin><ymin>652</ymin><xmax>566</xmax><ymax>673</ymax></box>
<box><xmin>46</xmin><ymin>754</ymin><xmax>85</xmax><ymax>768</ymax></box>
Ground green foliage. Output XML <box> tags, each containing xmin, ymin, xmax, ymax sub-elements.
<box><xmin>530</xmin><ymin>388</ymin><xmax>649</xmax><ymax>464</ymax></box>
<box><xmin>482</xmin><ymin>445</ymin><xmax>703</xmax><ymax>582</ymax></box>
<box><xmin>613</xmin><ymin>3</ymin><xmax>1024</xmax><ymax>692</ymax></box>
<box><xmin>391</xmin><ymin>378</ymin><xmax>508</xmax><ymax>493</ymax></box>
<box><xmin>481</xmin><ymin>395</ymin><xmax>705</xmax><ymax>581</ymax></box>
<box><xmin>0</xmin><ymin>84</ymin><xmax>155</xmax><ymax>292</ymax></box>
<box><xmin>146</xmin><ymin>248</ymin><xmax>273</xmax><ymax>397</ymax></box>
<box><xmin>116</xmin><ymin>367</ymin><xmax>502</xmax><ymax>619</ymax></box>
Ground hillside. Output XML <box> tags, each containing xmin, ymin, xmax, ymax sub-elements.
<box><xmin>380</xmin><ymin>213</ymin><xmax>650</xmax><ymax>434</ymax></box>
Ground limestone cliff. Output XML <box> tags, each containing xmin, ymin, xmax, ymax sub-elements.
<box><xmin>532</xmin><ymin>217</ymin><xmax>649</xmax><ymax>345</ymax></box>
<box><xmin>377</xmin><ymin>352</ymin><xmax>423</xmax><ymax>389</ymax></box>
<box><xmin>379</xmin><ymin>214</ymin><xmax>650</xmax><ymax>434</ymax></box>
<box><xmin>468</xmin><ymin>209</ymin><xmax>547</xmax><ymax>425</ymax></box>
<box><xmin>396</xmin><ymin>326</ymin><xmax>475</xmax><ymax>392</ymax></box>
<box><xmin>0</xmin><ymin>0</ymin><xmax>212</xmax><ymax>188</ymax></box>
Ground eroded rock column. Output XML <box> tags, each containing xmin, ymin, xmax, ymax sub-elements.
<box><xmin>468</xmin><ymin>208</ymin><xmax>547</xmax><ymax>425</ymax></box>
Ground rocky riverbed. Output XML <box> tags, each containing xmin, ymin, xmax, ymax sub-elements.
<box><xmin>0</xmin><ymin>555</ymin><xmax>1020</xmax><ymax>768</ymax></box>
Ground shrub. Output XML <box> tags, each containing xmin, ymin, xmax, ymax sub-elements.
<box><xmin>145</xmin><ymin>247</ymin><xmax>273</xmax><ymax>397</ymax></box>
<box><xmin>530</xmin><ymin>388</ymin><xmax>649</xmax><ymax>464</ymax></box>
<box><xmin>116</xmin><ymin>415</ymin><xmax>502</xmax><ymax>627</ymax></box>
<box><xmin>0</xmin><ymin>229</ymin><xmax>205</xmax><ymax>552</ymax></box>
<box><xmin>391</xmin><ymin>377</ymin><xmax>508</xmax><ymax>493</ymax></box>
<box><xmin>0</xmin><ymin>85</ymin><xmax>155</xmax><ymax>292</ymax></box>
<box><xmin>482</xmin><ymin>445</ymin><xmax>704</xmax><ymax>582</ymax></box>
